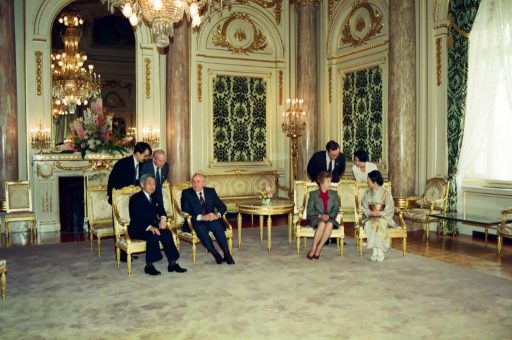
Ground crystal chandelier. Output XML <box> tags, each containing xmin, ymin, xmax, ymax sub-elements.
<box><xmin>51</xmin><ymin>14</ymin><xmax>101</xmax><ymax>114</ymax></box>
<box><xmin>103</xmin><ymin>0</ymin><xmax>226</xmax><ymax>48</ymax></box>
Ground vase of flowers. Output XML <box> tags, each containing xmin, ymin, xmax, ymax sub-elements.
<box><xmin>68</xmin><ymin>99</ymin><xmax>135</xmax><ymax>158</ymax></box>
<box><xmin>259</xmin><ymin>184</ymin><xmax>274</xmax><ymax>205</ymax></box>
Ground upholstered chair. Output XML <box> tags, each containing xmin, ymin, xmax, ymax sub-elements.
<box><xmin>170</xmin><ymin>182</ymin><xmax>233</xmax><ymax>263</ymax></box>
<box><xmin>355</xmin><ymin>181</ymin><xmax>407</xmax><ymax>256</ymax></box>
<box><xmin>337</xmin><ymin>179</ymin><xmax>358</xmax><ymax>225</ymax></box>
<box><xmin>294</xmin><ymin>181</ymin><xmax>345</xmax><ymax>256</ymax></box>
<box><xmin>0</xmin><ymin>259</ymin><xmax>5</xmax><ymax>301</ymax></box>
<box><xmin>403</xmin><ymin>177</ymin><xmax>449</xmax><ymax>239</ymax></box>
<box><xmin>498</xmin><ymin>208</ymin><xmax>512</xmax><ymax>256</ymax></box>
<box><xmin>4</xmin><ymin>181</ymin><xmax>37</xmax><ymax>240</ymax></box>
<box><xmin>111</xmin><ymin>185</ymin><xmax>177</xmax><ymax>275</ymax></box>
<box><xmin>86</xmin><ymin>184</ymin><xmax>114</xmax><ymax>257</ymax></box>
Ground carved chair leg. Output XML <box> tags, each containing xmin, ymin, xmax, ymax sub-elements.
<box><xmin>359</xmin><ymin>238</ymin><xmax>363</xmax><ymax>257</ymax></box>
<box><xmin>115</xmin><ymin>247</ymin><xmax>120</xmax><ymax>267</ymax></box>
<box><xmin>1</xmin><ymin>271</ymin><xmax>5</xmax><ymax>302</ymax></box>
<box><xmin>97</xmin><ymin>236</ymin><xmax>102</xmax><ymax>258</ymax></box>
<box><xmin>5</xmin><ymin>222</ymin><xmax>10</xmax><ymax>240</ymax></box>
<box><xmin>296</xmin><ymin>237</ymin><xmax>300</xmax><ymax>255</ymax></box>
<box><xmin>192</xmin><ymin>242</ymin><xmax>197</xmax><ymax>263</ymax></box>
<box><xmin>303</xmin><ymin>237</ymin><xmax>307</xmax><ymax>249</ymax></box>
<box><xmin>424</xmin><ymin>223</ymin><xmax>429</xmax><ymax>241</ymax></box>
<box><xmin>90</xmin><ymin>231</ymin><xmax>93</xmax><ymax>253</ymax></box>
<box><xmin>340</xmin><ymin>239</ymin><xmax>344</xmax><ymax>256</ymax></box>
<box><xmin>228</xmin><ymin>236</ymin><xmax>233</xmax><ymax>252</ymax></box>
<box><xmin>498</xmin><ymin>235</ymin><xmax>502</xmax><ymax>256</ymax></box>
<box><xmin>403</xmin><ymin>237</ymin><xmax>406</xmax><ymax>256</ymax></box>
<box><xmin>127</xmin><ymin>254</ymin><xmax>132</xmax><ymax>275</ymax></box>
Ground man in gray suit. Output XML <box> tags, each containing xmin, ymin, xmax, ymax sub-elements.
<box><xmin>140</xmin><ymin>149</ymin><xmax>169</xmax><ymax>207</ymax></box>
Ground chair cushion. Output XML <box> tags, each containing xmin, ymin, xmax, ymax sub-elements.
<box><xmin>5</xmin><ymin>211</ymin><xmax>36</xmax><ymax>221</ymax></box>
<box><xmin>0</xmin><ymin>259</ymin><xmax>5</xmax><ymax>269</ymax></box>
<box><xmin>91</xmin><ymin>223</ymin><xmax>114</xmax><ymax>237</ymax></box>
<box><xmin>404</xmin><ymin>208</ymin><xmax>441</xmax><ymax>221</ymax></box>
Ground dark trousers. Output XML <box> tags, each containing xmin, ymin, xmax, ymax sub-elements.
<box><xmin>193</xmin><ymin>220</ymin><xmax>229</xmax><ymax>251</ymax></box>
<box><xmin>129</xmin><ymin>228</ymin><xmax>179</xmax><ymax>264</ymax></box>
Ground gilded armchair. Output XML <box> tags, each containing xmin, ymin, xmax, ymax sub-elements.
<box><xmin>170</xmin><ymin>182</ymin><xmax>233</xmax><ymax>263</ymax></box>
<box><xmin>4</xmin><ymin>181</ymin><xmax>37</xmax><ymax>240</ymax></box>
<box><xmin>86</xmin><ymin>184</ymin><xmax>114</xmax><ymax>257</ymax></box>
<box><xmin>112</xmin><ymin>185</ymin><xmax>177</xmax><ymax>275</ymax></box>
<box><xmin>403</xmin><ymin>177</ymin><xmax>449</xmax><ymax>239</ymax></box>
<box><xmin>0</xmin><ymin>259</ymin><xmax>6</xmax><ymax>301</ymax></box>
<box><xmin>354</xmin><ymin>181</ymin><xmax>407</xmax><ymax>256</ymax></box>
<box><xmin>294</xmin><ymin>181</ymin><xmax>344</xmax><ymax>256</ymax></box>
<box><xmin>498</xmin><ymin>207</ymin><xmax>512</xmax><ymax>256</ymax></box>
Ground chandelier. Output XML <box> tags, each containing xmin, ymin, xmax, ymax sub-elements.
<box><xmin>51</xmin><ymin>14</ymin><xmax>101</xmax><ymax>114</ymax></box>
<box><xmin>102</xmin><ymin>0</ymin><xmax>227</xmax><ymax>48</ymax></box>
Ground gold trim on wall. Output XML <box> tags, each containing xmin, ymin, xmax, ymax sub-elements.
<box><xmin>236</xmin><ymin>0</ymin><xmax>282</xmax><ymax>25</ymax></box>
<box><xmin>197</xmin><ymin>64</ymin><xmax>203</xmax><ymax>102</ymax></box>
<box><xmin>327</xmin><ymin>40</ymin><xmax>388</xmax><ymax>60</ymax></box>
<box><xmin>145</xmin><ymin>58</ymin><xmax>151</xmax><ymax>99</ymax></box>
<box><xmin>278</xmin><ymin>70</ymin><xmax>283</xmax><ymax>105</ymax></box>
<box><xmin>341</xmin><ymin>2</ymin><xmax>383</xmax><ymax>47</ymax></box>
<box><xmin>328</xmin><ymin>66</ymin><xmax>332</xmax><ymax>103</ymax></box>
<box><xmin>196</xmin><ymin>53</ymin><xmax>284</xmax><ymax>64</ymax></box>
<box><xmin>436</xmin><ymin>37</ymin><xmax>442</xmax><ymax>86</ymax></box>
<box><xmin>35</xmin><ymin>51</ymin><xmax>42</xmax><ymax>96</ymax></box>
<box><xmin>212</xmin><ymin>12</ymin><xmax>267</xmax><ymax>54</ymax></box>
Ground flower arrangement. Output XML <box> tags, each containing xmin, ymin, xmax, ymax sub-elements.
<box><xmin>259</xmin><ymin>184</ymin><xmax>274</xmax><ymax>201</ymax></box>
<box><xmin>68</xmin><ymin>99</ymin><xmax>135</xmax><ymax>158</ymax></box>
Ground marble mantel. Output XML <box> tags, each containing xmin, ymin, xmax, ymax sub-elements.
<box><xmin>32</xmin><ymin>152</ymin><xmax>124</xmax><ymax>232</ymax></box>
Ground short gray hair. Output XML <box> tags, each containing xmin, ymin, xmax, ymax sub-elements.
<box><xmin>192</xmin><ymin>172</ymin><xmax>205</xmax><ymax>181</ymax></box>
<box><xmin>153</xmin><ymin>149</ymin><xmax>165</xmax><ymax>158</ymax></box>
<box><xmin>140</xmin><ymin>173</ymin><xmax>155</xmax><ymax>185</ymax></box>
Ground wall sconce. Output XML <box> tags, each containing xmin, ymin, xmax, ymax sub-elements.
<box><xmin>142</xmin><ymin>128</ymin><xmax>160</xmax><ymax>148</ymax></box>
<box><xmin>281</xmin><ymin>98</ymin><xmax>307</xmax><ymax>185</ymax></box>
<box><xmin>30</xmin><ymin>123</ymin><xmax>52</xmax><ymax>154</ymax></box>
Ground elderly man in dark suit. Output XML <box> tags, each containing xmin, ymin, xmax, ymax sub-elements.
<box><xmin>128</xmin><ymin>173</ymin><xmax>186</xmax><ymax>276</ymax></box>
<box><xmin>180</xmin><ymin>173</ymin><xmax>235</xmax><ymax>265</ymax></box>
<box><xmin>107</xmin><ymin>142</ymin><xmax>152</xmax><ymax>262</ymax></box>
<box><xmin>140</xmin><ymin>149</ymin><xmax>169</xmax><ymax>207</ymax></box>
<box><xmin>307</xmin><ymin>140</ymin><xmax>346</xmax><ymax>183</ymax></box>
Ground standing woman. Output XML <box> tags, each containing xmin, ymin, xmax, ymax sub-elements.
<box><xmin>360</xmin><ymin>170</ymin><xmax>397</xmax><ymax>262</ymax></box>
<box><xmin>306</xmin><ymin>171</ymin><xmax>341</xmax><ymax>259</ymax></box>
<box><xmin>352</xmin><ymin>150</ymin><xmax>378</xmax><ymax>182</ymax></box>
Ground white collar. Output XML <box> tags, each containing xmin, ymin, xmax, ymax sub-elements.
<box><xmin>143</xmin><ymin>190</ymin><xmax>151</xmax><ymax>202</ymax></box>
<box><xmin>133</xmin><ymin>155</ymin><xmax>139</xmax><ymax>168</ymax></box>
<box><xmin>325</xmin><ymin>151</ymin><xmax>333</xmax><ymax>167</ymax></box>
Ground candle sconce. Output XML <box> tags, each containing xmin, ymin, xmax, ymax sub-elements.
<box><xmin>30</xmin><ymin>123</ymin><xmax>52</xmax><ymax>154</ymax></box>
<box><xmin>281</xmin><ymin>98</ymin><xmax>307</xmax><ymax>185</ymax></box>
<box><xmin>142</xmin><ymin>128</ymin><xmax>160</xmax><ymax>148</ymax></box>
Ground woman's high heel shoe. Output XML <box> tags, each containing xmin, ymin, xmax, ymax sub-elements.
<box><xmin>313</xmin><ymin>254</ymin><xmax>320</xmax><ymax>260</ymax></box>
<box><xmin>306</xmin><ymin>252</ymin><xmax>314</xmax><ymax>260</ymax></box>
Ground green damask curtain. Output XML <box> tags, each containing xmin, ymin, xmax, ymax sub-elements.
<box><xmin>342</xmin><ymin>67</ymin><xmax>383</xmax><ymax>161</ymax></box>
<box><xmin>446</xmin><ymin>0</ymin><xmax>481</xmax><ymax>232</ymax></box>
<box><xmin>213</xmin><ymin>75</ymin><xmax>267</xmax><ymax>162</ymax></box>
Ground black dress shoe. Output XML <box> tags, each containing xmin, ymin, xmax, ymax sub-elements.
<box><xmin>144</xmin><ymin>265</ymin><xmax>161</xmax><ymax>276</ymax></box>
<box><xmin>168</xmin><ymin>263</ymin><xmax>188</xmax><ymax>273</ymax></box>
<box><xmin>224</xmin><ymin>254</ymin><xmax>235</xmax><ymax>265</ymax></box>
<box><xmin>210</xmin><ymin>249</ymin><xmax>224</xmax><ymax>264</ymax></box>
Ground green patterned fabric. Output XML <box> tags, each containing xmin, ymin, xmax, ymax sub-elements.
<box><xmin>342</xmin><ymin>67</ymin><xmax>383</xmax><ymax>161</ymax></box>
<box><xmin>213</xmin><ymin>75</ymin><xmax>267</xmax><ymax>162</ymax></box>
<box><xmin>446</xmin><ymin>0</ymin><xmax>480</xmax><ymax>233</ymax></box>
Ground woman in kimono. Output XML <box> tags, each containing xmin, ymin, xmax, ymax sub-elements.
<box><xmin>306</xmin><ymin>171</ymin><xmax>341</xmax><ymax>259</ymax></box>
<box><xmin>361</xmin><ymin>170</ymin><xmax>397</xmax><ymax>262</ymax></box>
<box><xmin>352</xmin><ymin>149</ymin><xmax>378</xmax><ymax>182</ymax></box>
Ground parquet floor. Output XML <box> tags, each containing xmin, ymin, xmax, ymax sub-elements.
<box><xmin>2</xmin><ymin>216</ymin><xmax>511</xmax><ymax>280</ymax></box>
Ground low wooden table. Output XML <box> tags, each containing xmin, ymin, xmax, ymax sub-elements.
<box><xmin>428</xmin><ymin>212</ymin><xmax>510</xmax><ymax>246</ymax></box>
<box><xmin>236</xmin><ymin>198</ymin><xmax>294</xmax><ymax>252</ymax></box>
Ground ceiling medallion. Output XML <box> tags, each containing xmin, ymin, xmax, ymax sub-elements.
<box><xmin>212</xmin><ymin>13</ymin><xmax>267</xmax><ymax>54</ymax></box>
<box><xmin>341</xmin><ymin>2</ymin><xmax>383</xmax><ymax>47</ymax></box>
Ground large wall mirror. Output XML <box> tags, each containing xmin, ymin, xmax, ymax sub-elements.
<box><xmin>50</xmin><ymin>0</ymin><xmax>136</xmax><ymax>146</ymax></box>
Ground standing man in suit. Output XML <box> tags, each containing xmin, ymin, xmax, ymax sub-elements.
<box><xmin>140</xmin><ymin>149</ymin><xmax>168</xmax><ymax>207</ymax></box>
<box><xmin>128</xmin><ymin>173</ymin><xmax>186</xmax><ymax>276</ymax></box>
<box><xmin>107</xmin><ymin>141</ymin><xmax>152</xmax><ymax>262</ymax></box>
<box><xmin>180</xmin><ymin>173</ymin><xmax>235</xmax><ymax>265</ymax></box>
<box><xmin>307</xmin><ymin>140</ymin><xmax>346</xmax><ymax>183</ymax></box>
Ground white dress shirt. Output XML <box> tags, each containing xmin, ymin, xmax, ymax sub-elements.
<box><xmin>325</xmin><ymin>151</ymin><xmax>334</xmax><ymax>173</ymax></box>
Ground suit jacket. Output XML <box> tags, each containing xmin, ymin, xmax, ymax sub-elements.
<box><xmin>107</xmin><ymin>155</ymin><xmax>139</xmax><ymax>204</ymax></box>
<box><xmin>306</xmin><ymin>189</ymin><xmax>340</xmax><ymax>227</ymax></box>
<box><xmin>180</xmin><ymin>187</ymin><xmax>227</xmax><ymax>232</ymax></box>
<box><xmin>140</xmin><ymin>160</ymin><xmax>169</xmax><ymax>204</ymax></box>
<box><xmin>306</xmin><ymin>151</ymin><xmax>346</xmax><ymax>183</ymax></box>
<box><xmin>128</xmin><ymin>190</ymin><xmax>167</xmax><ymax>240</ymax></box>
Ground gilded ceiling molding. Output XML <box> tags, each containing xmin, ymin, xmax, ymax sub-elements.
<box><xmin>278</xmin><ymin>70</ymin><xmax>283</xmax><ymax>105</ymax></box>
<box><xmin>327</xmin><ymin>40</ymin><xmax>388</xmax><ymax>60</ymax></box>
<box><xmin>236</xmin><ymin>0</ymin><xmax>282</xmax><ymax>25</ymax></box>
<box><xmin>290</xmin><ymin>0</ymin><xmax>321</xmax><ymax>6</ymax></box>
<box><xmin>197</xmin><ymin>64</ymin><xmax>203</xmax><ymax>102</ymax></box>
<box><xmin>35</xmin><ymin>51</ymin><xmax>43</xmax><ymax>96</ymax></box>
<box><xmin>434</xmin><ymin>0</ymin><xmax>440</xmax><ymax>20</ymax></box>
<box><xmin>341</xmin><ymin>2</ymin><xmax>383</xmax><ymax>47</ymax></box>
<box><xmin>144</xmin><ymin>58</ymin><xmax>151</xmax><ymax>99</ymax></box>
<box><xmin>212</xmin><ymin>13</ymin><xmax>267</xmax><ymax>54</ymax></box>
<box><xmin>328</xmin><ymin>0</ymin><xmax>342</xmax><ymax>21</ymax></box>
<box><xmin>436</xmin><ymin>37</ymin><xmax>442</xmax><ymax>86</ymax></box>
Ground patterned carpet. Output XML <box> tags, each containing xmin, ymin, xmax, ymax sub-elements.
<box><xmin>1</xmin><ymin>227</ymin><xmax>511</xmax><ymax>339</ymax></box>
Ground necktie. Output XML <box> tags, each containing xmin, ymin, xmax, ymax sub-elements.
<box><xmin>148</xmin><ymin>194</ymin><xmax>152</xmax><ymax>204</ymax></box>
<box><xmin>199</xmin><ymin>192</ymin><xmax>209</xmax><ymax>214</ymax></box>
<box><xmin>328</xmin><ymin>160</ymin><xmax>333</xmax><ymax>173</ymax></box>
<box><xmin>135</xmin><ymin>163</ymin><xmax>139</xmax><ymax>182</ymax></box>
<box><xmin>156</xmin><ymin>168</ymin><xmax>161</xmax><ymax>186</ymax></box>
